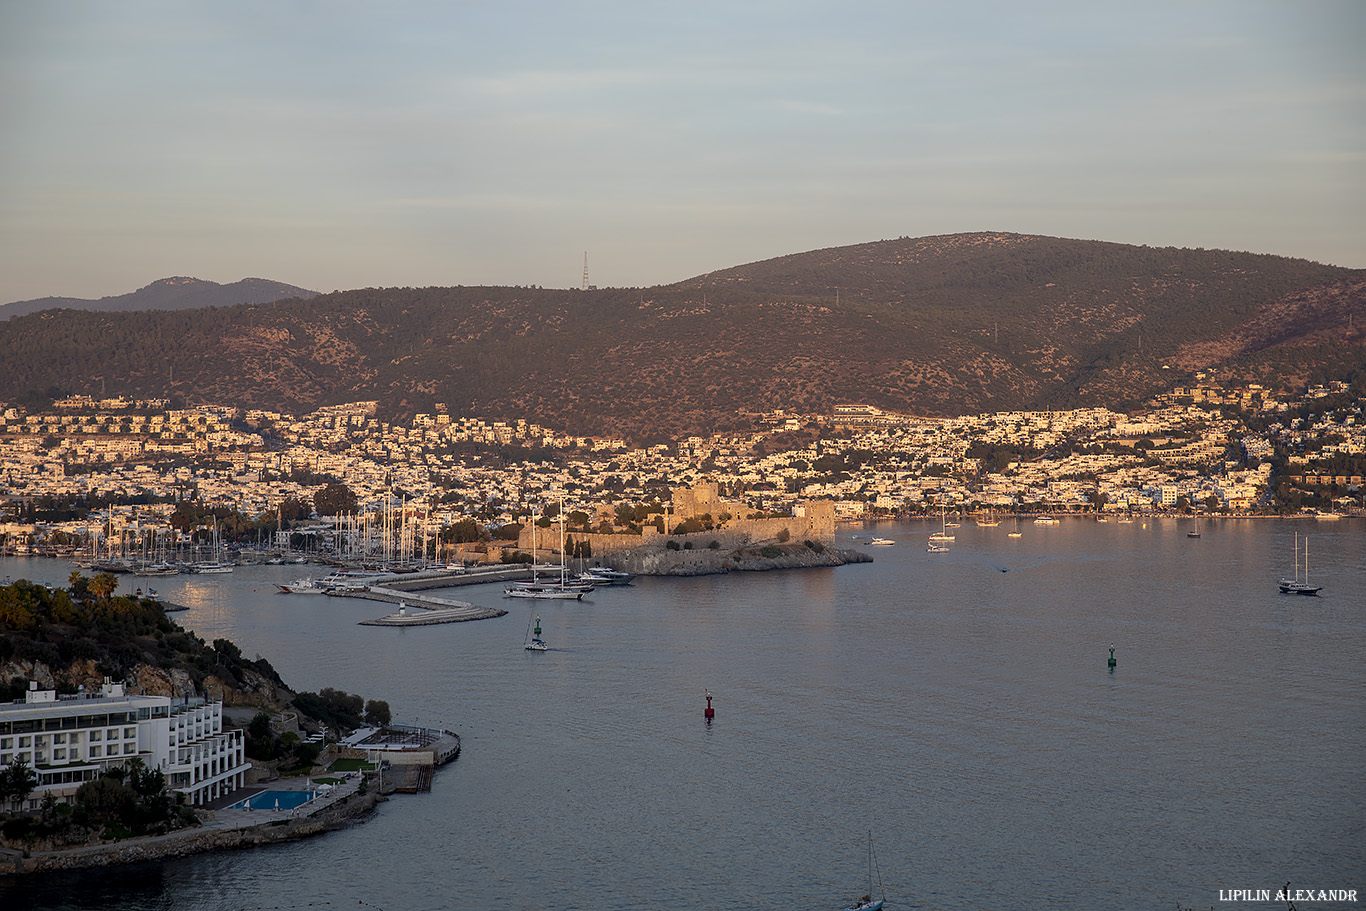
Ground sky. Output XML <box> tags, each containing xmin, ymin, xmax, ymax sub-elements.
<box><xmin>1</xmin><ymin>1</ymin><xmax>1363</xmax><ymax>302</ymax></box>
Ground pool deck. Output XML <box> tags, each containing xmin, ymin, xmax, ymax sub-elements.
<box><xmin>202</xmin><ymin>775</ymin><xmax>363</xmax><ymax>827</ymax></box>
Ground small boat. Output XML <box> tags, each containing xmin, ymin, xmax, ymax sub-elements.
<box><xmin>842</xmin><ymin>831</ymin><xmax>885</xmax><ymax>911</ymax></box>
<box><xmin>1033</xmin><ymin>515</ymin><xmax>1059</xmax><ymax>526</ymax></box>
<box><xmin>926</xmin><ymin>542</ymin><xmax>950</xmax><ymax>553</ymax></box>
<box><xmin>869</xmin><ymin>537</ymin><xmax>895</xmax><ymax>546</ymax></box>
<box><xmin>134</xmin><ymin>562</ymin><xmax>179</xmax><ymax>576</ymax></box>
<box><xmin>1008</xmin><ymin>515</ymin><xmax>1023</xmax><ymax>538</ymax></box>
<box><xmin>525</xmin><ymin>615</ymin><xmax>548</xmax><ymax>651</ymax></box>
<box><xmin>1187</xmin><ymin>518</ymin><xmax>1201</xmax><ymax>539</ymax></box>
<box><xmin>929</xmin><ymin>510</ymin><xmax>955</xmax><ymax>542</ymax></box>
<box><xmin>1278</xmin><ymin>532</ymin><xmax>1321</xmax><ymax>595</ymax></box>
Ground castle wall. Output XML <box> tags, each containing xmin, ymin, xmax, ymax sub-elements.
<box><xmin>515</xmin><ymin>505</ymin><xmax>834</xmax><ymax>559</ymax></box>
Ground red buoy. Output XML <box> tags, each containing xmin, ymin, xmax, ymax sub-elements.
<box><xmin>704</xmin><ymin>690</ymin><xmax>715</xmax><ymax>721</ymax></box>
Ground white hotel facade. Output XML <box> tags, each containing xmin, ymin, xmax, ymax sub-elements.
<box><xmin>0</xmin><ymin>682</ymin><xmax>250</xmax><ymax>811</ymax></box>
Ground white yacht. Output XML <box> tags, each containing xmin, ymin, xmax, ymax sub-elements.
<box><xmin>577</xmin><ymin>566</ymin><xmax>636</xmax><ymax>585</ymax></box>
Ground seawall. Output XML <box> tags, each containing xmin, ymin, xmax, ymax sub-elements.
<box><xmin>0</xmin><ymin>787</ymin><xmax>383</xmax><ymax>876</ymax></box>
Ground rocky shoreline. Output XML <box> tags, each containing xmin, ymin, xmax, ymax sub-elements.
<box><xmin>0</xmin><ymin>784</ymin><xmax>383</xmax><ymax>876</ymax></box>
<box><xmin>622</xmin><ymin>545</ymin><xmax>873</xmax><ymax>577</ymax></box>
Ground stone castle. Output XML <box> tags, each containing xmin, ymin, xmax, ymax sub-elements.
<box><xmin>516</xmin><ymin>482</ymin><xmax>836</xmax><ymax>568</ymax></box>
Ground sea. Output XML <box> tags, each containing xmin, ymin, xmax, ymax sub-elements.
<box><xmin>2</xmin><ymin>517</ymin><xmax>1363</xmax><ymax>911</ymax></box>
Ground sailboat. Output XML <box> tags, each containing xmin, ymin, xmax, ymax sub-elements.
<box><xmin>841</xmin><ymin>831</ymin><xmax>885</xmax><ymax>911</ymax></box>
<box><xmin>976</xmin><ymin>508</ymin><xmax>999</xmax><ymax>527</ymax></box>
<box><xmin>929</xmin><ymin>509</ymin><xmax>955</xmax><ymax>543</ymax></box>
<box><xmin>1278</xmin><ymin>531</ymin><xmax>1321</xmax><ymax>595</ymax></box>
<box><xmin>524</xmin><ymin>614</ymin><xmax>548</xmax><ymax>651</ymax></box>
<box><xmin>190</xmin><ymin>518</ymin><xmax>233</xmax><ymax>573</ymax></box>
<box><xmin>1008</xmin><ymin>514</ymin><xmax>1023</xmax><ymax>538</ymax></box>
<box><xmin>506</xmin><ymin>503</ymin><xmax>594</xmax><ymax>600</ymax></box>
<box><xmin>1187</xmin><ymin>516</ymin><xmax>1201</xmax><ymax>538</ymax></box>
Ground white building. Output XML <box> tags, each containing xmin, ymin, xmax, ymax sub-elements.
<box><xmin>0</xmin><ymin>681</ymin><xmax>250</xmax><ymax>811</ymax></box>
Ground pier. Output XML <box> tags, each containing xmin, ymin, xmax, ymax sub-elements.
<box><xmin>324</xmin><ymin>566</ymin><xmax>522</xmax><ymax>625</ymax></box>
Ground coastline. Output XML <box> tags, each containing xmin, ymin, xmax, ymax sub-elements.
<box><xmin>0</xmin><ymin>776</ymin><xmax>383</xmax><ymax>877</ymax></box>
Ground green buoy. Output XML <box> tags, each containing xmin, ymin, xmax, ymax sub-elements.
<box><xmin>534</xmin><ymin>616</ymin><xmax>542</xmax><ymax>636</ymax></box>
<box><xmin>1107</xmin><ymin>645</ymin><xmax>1116</xmax><ymax>669</ymax></box>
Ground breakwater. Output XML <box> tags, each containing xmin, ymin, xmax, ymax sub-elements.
<box><xmin>328</xmin><ymin>581</ymin><xmax>508</xmax><ymax>625</ymax></box>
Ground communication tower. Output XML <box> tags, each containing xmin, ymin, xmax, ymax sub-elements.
<box><xmin>582</xmin><ymin>252</ymin><xmax>589</xmax><ymax>292</ymax></box>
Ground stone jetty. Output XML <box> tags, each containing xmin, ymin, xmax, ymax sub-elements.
<box><xmin>324</xmin><ymin>567</ymin><xmax>519</xmax><ymax>625</ymax></box>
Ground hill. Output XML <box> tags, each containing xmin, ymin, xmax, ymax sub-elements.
<box><xmin>0</xmin><ymin>277</ymin><xmax>318</xmax><ymax>321</ymax></box>
<box><xmin>0</xmin><ymin>233</ymin><xmax>1360</xmax><ymax>439</ymax></box>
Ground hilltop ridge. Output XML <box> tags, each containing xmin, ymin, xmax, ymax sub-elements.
<box><xmin>0</xmin><ymin>233</ymin><xmax>1360</xmax><ymax>439</ymax></box>
<box><xmin>0</xmin><ymin>277</ymin><xmax>318</xmax><ymax>320</ymax></box>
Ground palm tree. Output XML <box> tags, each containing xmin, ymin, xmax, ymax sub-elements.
<box><xmin>89</xmin><ymin>572</ymin><xmax>118</xmax><ymax>600</ymax></box>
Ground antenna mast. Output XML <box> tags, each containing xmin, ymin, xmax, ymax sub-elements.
<box><xmin>582</xmin><ymin>252</ymin><xmax>589</xmax><ymax>292</ymax></box>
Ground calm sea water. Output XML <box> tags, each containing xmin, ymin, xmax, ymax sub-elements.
<box><xmin>3</xmin><ymin>518</ymin><xmax>1363</xmax><ymax>910</ymax></box>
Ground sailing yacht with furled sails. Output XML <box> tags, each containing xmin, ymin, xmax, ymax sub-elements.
<box><xmin>1278</xmin><ymin>531</ymin><xmax>1321</xmax><ymax>595</ymax></box>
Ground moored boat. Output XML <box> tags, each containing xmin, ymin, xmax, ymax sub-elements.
<box><xmin>278</xmin><ymin>578</ymin><xmax>327</xmax><ymax>595</ymax></box>
<box><xmin>506</xmin><ymin>581</ymin><xmax>593</xmax><ymax>600</ymax></box>
<box><xmin>577</xmin><ymin>566</ymin><xmax>636</xmax><ymax>585</ymax></box>
<box><xmin>1278</xmin><ymin>532</ymin><xmax>1321</xmax><ymax>595</ymax></box>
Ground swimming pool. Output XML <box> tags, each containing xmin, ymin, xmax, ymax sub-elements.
<box><xmin>228</xmin><ymin>790</ymin><xmax>321</xmax><ymax>811</ymax></box>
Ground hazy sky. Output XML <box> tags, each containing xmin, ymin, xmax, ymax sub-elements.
<box><xmin>1</xmin><ymin>1</ymin><xmax>1363</xmax><ymax>301</ymax></box>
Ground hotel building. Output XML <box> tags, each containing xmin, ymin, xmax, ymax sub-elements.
<box><xmin>0</xmin><ymin>681</ymin><xmax>250</xmax><ymax>811</ymax></box>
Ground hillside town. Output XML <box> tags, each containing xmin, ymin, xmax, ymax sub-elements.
<box><xmin>0</xmin><ymin>376</ymin><xmax>1361</xmax><ymax>561</ymax></box>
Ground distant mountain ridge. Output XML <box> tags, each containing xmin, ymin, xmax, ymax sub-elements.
<box><xmin>0</xmin><ymin>233</ymin><xmax>1361</xmax><ymax>439</ymax></box>
<box><xmin>0</xmin><ymin>276</ymin><xmax>318</xmax><ymax>320</ymax></box>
